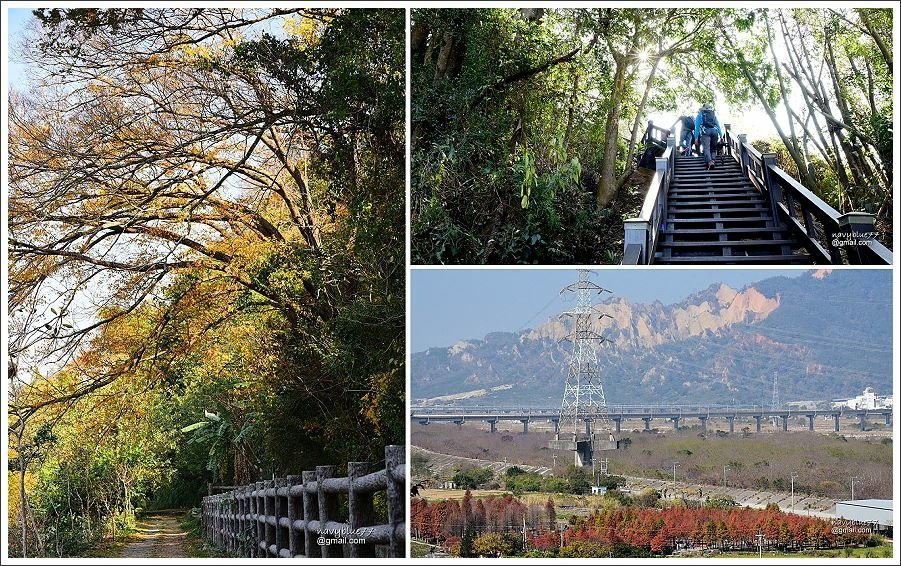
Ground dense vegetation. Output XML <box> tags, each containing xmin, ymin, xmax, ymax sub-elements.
<box><xmin>412</xmin><ymin>490</ymin><xmax>879</xmax><ymax>558</ymax></box>
<box><xmin>8</xmin><ymin>8</ymin><xmax>404</xmax><ymax>557</ymax></box>
<box><xmin>410</xmin><ymin>8</ymin><xmax>893</xmax><ymax>264</ymax></box>
<box><xmin>447</xmin><ymin>463</ymin><xmax>623</xmax><ymax>495</ymax></box>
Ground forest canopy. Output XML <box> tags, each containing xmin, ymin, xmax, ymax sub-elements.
<box><xmin>7</xmin><ymin>8</ymin><xmax>404</xmax><ymax>556</ymax></box>
<box><xmin>410</xmin><ymin>8</ymin><xmax>893</xmax><ymax>264</ymax></box>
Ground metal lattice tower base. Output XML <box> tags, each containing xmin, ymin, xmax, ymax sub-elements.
<box><xmin>558</xmin><ymin>270</ymin><xmax>612</xmax><ymax>437</ymax></box>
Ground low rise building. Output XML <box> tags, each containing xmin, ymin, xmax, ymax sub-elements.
<box><xmin>831</xmin><ymin>387</ymin><xmax>893</xmax><ymax>410</ymax></box>
<box><xmin>834</xmin><ymin>499</ymin><xmax>892</xmax><ymax>533</ymax></box>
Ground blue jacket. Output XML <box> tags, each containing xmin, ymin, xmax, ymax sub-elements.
<box><xmin>695</xmin><ymin>110</ymin><xmax>723</xmax><ymax>140</ymax></box>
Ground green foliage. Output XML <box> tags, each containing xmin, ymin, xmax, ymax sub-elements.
<box><xmin>411</xmin><ymin>9</ymin><xmax>626</xmax><ymax>264</ymax></box>
<box><xmin>452</xmin><ymin>467</ymin><xmax>495</xmax><ymax>490</ymax></box>
<box><xmin>472</xmin><ymin>532</ymin><xmax>524</xmax><ymax>557</ymax></box>
<box><xmin>705</xmin><ymin>494</ymin><xmax>738</xmax><ymax>509</ymax></box>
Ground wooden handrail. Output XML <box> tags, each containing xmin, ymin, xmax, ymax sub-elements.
<box><xmin>732</xmin><ymin>134</ymin><xmax>891</xmax><ymax>265</ymax></box>
<box><xmin>623</xmin><ymin>134</ymin><xmax>675</xmax><ymax>264</ymax></box>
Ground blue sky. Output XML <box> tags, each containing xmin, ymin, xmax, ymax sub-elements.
<box><xmin>411</xmin><ymin>268</ymin><xmax>807</xmax><ymax>352</ymax></box>
<box><xmin>5</xmin><ymin>8</ymin><xmax>32</xmax><ymax>88</ymax></box>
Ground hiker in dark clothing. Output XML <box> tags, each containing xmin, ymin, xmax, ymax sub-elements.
<box><xmin>679</xmin><ymin>114</ymin><xmax>695</xmax><ymax>156</ymax></box>
<box><xmin>694</xmin><ymin>103</ymin><xmax>723</xmax><ymax>169</ymax></box>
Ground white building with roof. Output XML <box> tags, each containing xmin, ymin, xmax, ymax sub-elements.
<box><xmin>831</xmin><ymin>387</ymin><xmax>893</xmax><ymax>410</ymax></box>
<box><xmin>835</xmin><ymin>499</ymin><xmax>892</xmax><ymax>531</ymax></box>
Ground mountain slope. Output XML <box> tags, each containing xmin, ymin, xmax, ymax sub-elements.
<box><xmin>411</xmin><ymin>270</ymin><xmax>892</xmax><ymax>406</ymax></box>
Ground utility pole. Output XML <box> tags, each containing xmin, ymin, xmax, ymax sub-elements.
<box><xmin>723</xmin><ymin>465</ymin><xmax>730</xmax><ymax>491</ymax></box>
<box><xmin>757</xmin><ymin>530</ymin><xmax>764</xmax><ymax>558</ymax></box>
<box><xmin>522</xmin><ymin>515</ymin><xmax>527</xmax><ymax>550</ymax></box>
<box><xmin>790</xmin><ymin>472</ymin><xmax>798</xmax><ymax>511</ymax></box>
<box><xmin>850</xmin><ymin>476</ymin><xmax>859</xmax><ymax>500</ymax></box>
<box><xmin>672</xmin><ymin>461</ymin><xmax>680</xmax><ymax>495</ymax></box>
<box><xmin>770</xmin><ymin>372</ymin><xmax>780</xmax><ymax>427</ymax></box>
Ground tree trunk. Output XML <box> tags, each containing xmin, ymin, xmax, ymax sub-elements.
<box><xmin>856</xmin><ymin>9</ymin><xmax>892</xmax><ymax>73</ymax></box>
<box><xmin>596</xmin><ymin>54</ymin><xmax>628</xmax><ymax>207</ymax></box>
<box><xmin>622</xmin><ymin>56</ymin><xmax>661</xmax><ymax>181</ymax></box>
<box><xmin>19</xmin><ymin>448</ymin><xmax>28</xmax><ymax>557</ymax></box>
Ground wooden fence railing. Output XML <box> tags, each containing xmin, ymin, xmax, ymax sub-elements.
<box><xmin>201</xmin><ymin>445</ymin><xmax>406</xmax><ymax>558</ymax></box>
<box><xmin>624</xmin><ymin>133</ymin><xmax>676</xmax><ymax>264</ymax></box>
<box><xmin>624</xmin><ymin>119</ymin><xmax>892</xmax><ymax>265</ymax></box>
<box><xmin>728</xmin><ymin>132</ymin><xmax>892</xmax><ymax>265</ymax></box>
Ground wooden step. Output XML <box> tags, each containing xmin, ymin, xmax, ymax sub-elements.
<box><xmin>659</xmin><ymin>240</ymin><xmax>797</xmax><ymax>249</ymax></box>
<box><xmin>654</xmin><ymin>254</ymin><xmax>812</xmax><ymax>264</ymax></box>
<box><xmin>667</xmin><ymin>190</ymin><xmax>763</xmax><ymax>201</ymax></box>
<box><xmin>665</xmin><ymin>216</ymin><xmax>775</xmax><ymax>224</ymax></box>
<box><xmin>666</xmin><ymin>207</ymin><xmax>766</xmax><ymax>214</ymax></box>
<box><xmin>667</xmin><ymin>198</ymin><xmax>765</xmax><ymax>206</ymax></box>
<box><xmin>670</xmin><ymin>187</ymin><xmax>756</xmax><ymax>194</ymax></box>
<box><xmin>662</xmin><ymin>227</ymin><xmax>785</xmax><ymax>236</ymax></box>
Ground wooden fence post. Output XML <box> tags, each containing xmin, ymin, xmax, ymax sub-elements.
<box><xmin>838</xmin><ymin>212</ymin><xmax>876</xmax><ymax>264</ymax></box>
<box><xmin>275</xmin><ymin>477</ymin><xmax>287</xmax><ymax>556</ymax></box>
<box><xmin>738</xmin><ymin>134</ymin><xmax>749</xmax><ymax>179</ymax></box>
<box><xmin>264</xmin><ymin>479</ymin><xmax>275</xmax><ymax>556</ymax></box>
<box><xmin>386</xmin><ymin>445</ymin><xmax>405</xmax><ymax>559</ymax></box>
<box><xmin>237</xmin><ymin>486</ymin><xmax>246</xmax><ymax>556</ymax></box>
<box><xmin>760</xmin><ymin>153</ymin><xmax>783</xmax><ymax>226</ymax></box>
<box><xmin>348</xmin><ymin>461</ymin><xmax>376</xmax><ymax>558</ymax></box>
<box><xmin>255</xmin><ymin>481</ymin><xmax>265</xmax><ymax>557</ymax></box>
<box><xmin>286</xmin><ymin>475</ymin><xmax>300</xmax><ymax>558</ymax></box>
<box><xmin>302</xmin><ymin>470</ymin><xmax>320</xmax><ymax>558</ymax></box>
<box><xmin>214</xmin><ymin>496</ymin><xmax>219</xmax><ymax>548</ymax></box>
<box><xmin>623</xmin><ymin>220</ymin><xmax>649</xmax><ymax>264</ymax></box>
<box><xmin>317</xmin><ymin>465</ymin><xmax>342</xmax><ymax>557</ymax></box>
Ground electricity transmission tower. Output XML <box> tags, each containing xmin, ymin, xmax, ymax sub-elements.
<box><xmin>558</xmin><ymin>270</ymin><xmax>612</xmax><ymax>436</ymax></box>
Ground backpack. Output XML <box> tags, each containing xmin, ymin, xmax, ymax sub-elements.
<box><xmin>681</xmin><ymin>116</ymin><xmax>695</xmax><ymax>131</ymax></box>
<box><xmin>701</xmin><ymin>108</ymin><xmax>717</xmax><ymax>129</ymax></box>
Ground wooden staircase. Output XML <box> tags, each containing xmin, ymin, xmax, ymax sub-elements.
<box><xmin>654</xmin><ymin>155</ymin><xmax>811</xmax><ymax>264</ymax></box>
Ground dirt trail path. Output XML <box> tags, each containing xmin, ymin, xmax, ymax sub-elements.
<box><xmin>118</xmin><ymin>511</ymin><xmax>190</xmax><ymax>558</ymax></box>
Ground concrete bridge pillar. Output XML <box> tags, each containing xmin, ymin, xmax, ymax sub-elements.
<box><xmin>781</xmin><ymin>415</ymin><xmax>788</xmax><ymax>432</ymax></box>
<box><xmin>672</xmin><ymin>417</ymin><xmax>680</xmax><ymax>431</ymax></box>
<box><xmin>612</xmin><ymin>417</ymin><xmax>622</xmax><ymax>433</ymax></box>
<box><xmin>727</xmin><ymin>416</ymin><xmax>735</xmax><ymax>434</ymax></box>
<box><xmin>859</xmin><ymin>415</ymin><xmax>866</xmax><ymax>431</ymax></box>
<box><xmin>488</xmin><ymin>419</ymin><xmax>497</xmax><ymax>434</ymax></box>
<box><xmin>585</xmin><ymin>418</ymin><xmax>592</xmax><ymax>436</ymax></box>
<box><xmin>520</xmin><ymin>420</ymin><xmax>529</xmax><ymax>434</ymax></box>
<box><xmin>699</xmin><ymin>416</ymin><xmax>707</xmax><ymax>434</ymax></box>
<box><xmin>643</xmin><ymin>417</ymin><xmax>651</xmax><ymax>431</ymax></box>
<box><xmin>806</xmin><ymin>414</ymin><xmax>815</xmax><ymax>431</ymax></box>
<box><xmin>833</xmin><ymin>414</ymin><xmax>840</xmax><ymax>432</ymax></box>
<box><xmin>754</xmin><ymin>415</ymin><xmax>762</xmax><ymax>433</ymax></box>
